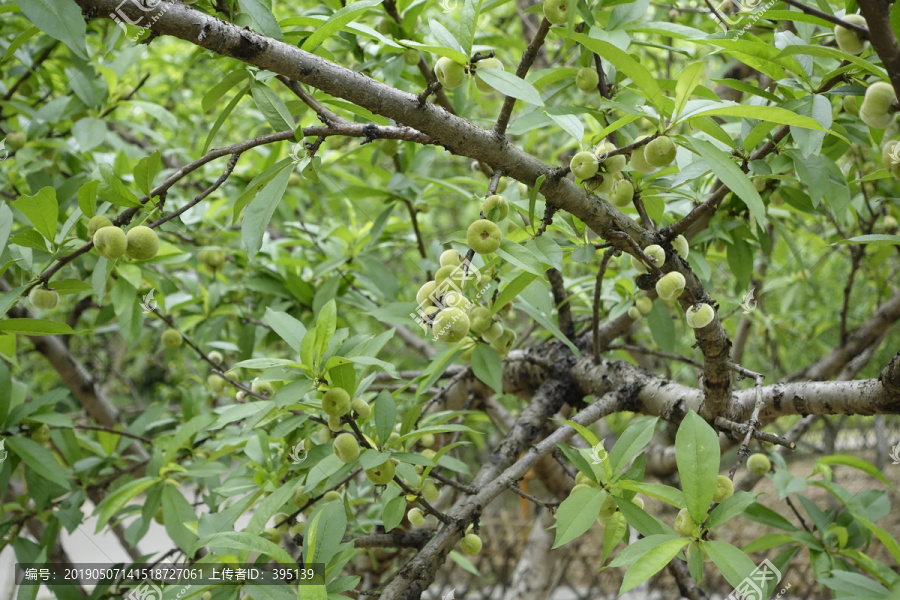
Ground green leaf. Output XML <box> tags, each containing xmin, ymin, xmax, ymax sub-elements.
<box><xmin>814</xmin><ymin>455</ymin><xmax>897</xmax><ymax>490</ymax></box>
<box><xmin>245</xmin><ymin>479</ymin><xmax>304</xmax><ymax>535</ymax></box>
<box><xmin>517</xmin><ymin>299</ymin><xmax>581</xmax><ymax>358</ymax></box>
<box><xmin>0</xmin><ymin>319</ymin><xmax>75</xmax><ymax>336</ymax></box>
<box><xmin>301</xmin><ymin>0</ymin><xmax>382</xmax><ymax>51</ymax></box>
<box><xmin>99</xmin><ymin>164</ymin><xmax>141</xmax><ymax>207</ymax></box>
<box><xmin>616</xmin><ymin>481</ymin><xmax>685</xmax><ymax>507</ymax></box>
<box><xmin>704</xmin><ymin>540</ymin><xmax>757</xmax><ymax>589</ymax></box>
<box><xmin>743</xmin><ymin>502</ymin><xmax>797</xmax><ymax>531</ymax></box>
<box><xmin>304</xmin><ymin>500</ymin><xmax>347</xmax><ymax>567</ymax></box>
<box><xmin>645</xmin><ymin>300</ymin><xmax>674</xmax><ymax>354</ymax></box>
<box><xmin>458</xmin><ymin>0</ymin><xmax>482</xmax><ymax>56</ymax></box>
<box><xmin>0</xmin><ymin>361</ymin><xmax>11</xmax><ymax>427</ymax></box>
<box><xmin>496</xmin><ymin>239</ymin><xmax>545</xmax><ymax>276</ymax></box>
<box><xmin>194</xmin><ymin>531</ymin><xmax>295</xmax><ymax>565</ymax></box>
<box><xmin>679</xmin><ymin>103</ymin><xmax>826</xmax><ymax>131</ymax></box>
<box><xmin>382</xmin><ymin>496</ymin><xmax>406</xmax><ymax>532</ymax></box>
<box><xmin>134</xmin><ymin>151</ymin><xmax>162</xmax><ymax>197</ymax></box>
<box><xmin>619</xmin><ymin>537</ymin><xmax>689</xmax><ymax>594</ymax></box>
<box><xmin>673</xmin><ymin>61</ymin><xmax>705</xmax><ymax>120</ymax></box>
<box><xmin>471</xmin><ymin>344</ymin><xmax>503</xmax><ymax>395</ymax></box>
<box><xmin>428</xmin><ymin>18</ymin><xmax>465</xmax><ymax>56</ymax></box>
<box><xmin>5</xmin><ymin>437</ymin><xmax>72</xmax><ymax>490</ymax></box>
<box><xmin>610</xmin><ymin>533</ymin><xmax>682</xmax><ymax>567</ymax></box>
<box><xmin>706</xmin><ymin>491</ymin><xmax>758</xmax><ymax>529</ymax></box>
<box><xmin>263</xmin><ymin>308</ymin><xmax>307</xmax><ymax>352</ymax></box>
<box><xmin>313</xmin><ymin>299</ymin><xmax>337</xmax><ymax>366</ymax></box>
<box><xmin>552</xmin><ymin>487</ymin><xmax>606</xmax><ymax>549</ymax></box>
<box><xmin>608</xmin><ymin>417</ymin><xmax>658</xmax><ymax>474</ymax></box>
<box><xmin>688</xmin><ymin>138</ymin><xmax>765</xmax><ymax>230</ymax></box>
<box><xmin>242</xmin><ymin>165</ymin><xmax>292</xmax><ymax>256</ymax></box>
<box><xmin>251</xmin><ymin>82</ymin><xmax>295</xmax><ymax>132</ymax></box>
<box><xmin>675</xmin><ymin>410</ymin><xmax>719</xmax><ymax>525</ymax></box>
<box><xmin>94</xmin><ymin>477</ymin><xmax>157</xmax><ymax>533</ymax></box>
<box><xmin>71</xmin><ymin>117</ymin><xmax>106</xmax><ymax>152</ymax></box>
<box><xmin>18</xmin><ymin>0</ymin><xmax>88</xmax><ymax>59</ymax></box>
<box><xmin>836</xmin><ymin>234</ymin><xmax>900</xmax><ymax>246</ymax></box>
<box><xmin>77</xmin><ymin>181</ymin><xmax>98</xmax><ymax>218</ymax></box>
<box><xmin>237</xmin><ymin>0</ymin><xmax>284</xmax><ymax>41</ymax></box>
<box><xmin>476</xmin><ymin>68</ymin><xmax>544</xmax><ymax>106</ymax></box>
<box><xmin>569</xmin><ymin>33</ymin><xmax>663</xmax><ymax>111</ymax></box>
<box><xmin>15</xmin><ymin>187</ymin><xmax>57</xmax><ymax>241</ymax></box>
<box><xmin>492</xmin><ymin>272</ymin><xmax>538</xmax><ymax>315</ymax></box>
<box><xmin>0</xmin><ymin>203</ymin><xmax>13</xmax><ymax>251</ymax></box>
<box><xmin>205</xmin><ymin>85</ymin><xmax>249</xmax><ymax>154</ymax></box>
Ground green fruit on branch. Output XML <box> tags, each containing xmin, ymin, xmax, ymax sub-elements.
<box><xmin>475</xmin><ymin>57</ymin><xmax>503</xmax><ymax>93</ymax></box>
<box><xmin>597</xmin><ymin>494</ymin><xmax>617</xmax><ymax>525</ymax></box>
<box><xmin>435</xmin><ymin>57</ymin><xmax>465</xmax><ymax>89</ymax></box>
<box><xmin>208</xmin><ymin>350</ymin><xmax>224</xmax><ymax>365</ymax></box>
<box><xmin>207</xmin><ymin>374</ymin><xmax>226</xmax><ymax>393</ymax></box>
<box><xmin>469</xmin><ymin>306</ymin><xmax>492</xmax><ymax>334</ymax></box>
<box><xmin>460</xmin><ymin>533</ymin><xmax>483</xmax><ymax>555</ymax></box>
<box><xmin>289</xmin><ymin>172</ymin><xmax>302</xmax><ymax>186</ymax></box>
<box><xmin>439</xmin><ymin>249</ymin><xmax>463</xmax><ymax>268</ymax></box>
<box><xmin>585</xmin><ymin>173</ymin><xmax>616</xmax><ymax>194</ymax></box>
<box><xmin>629</xmin><ymin>136</ymin><xmax>656</xmax><ymax>173</ymax></box>
<box><xmin>631</xmin><ymin>244</ymin><xmax>665</xmax><ymax>273</ymax></box>
<box><xmin>834</xmin><ymin>14</ymin><xmax>868</xmax><ymax>55</ymax></box>
<box><xmin>417</xmin><ymin>281</ymin><xmax>438</xmax><ymax>306</ymax></box>
<box><xmin>351</xmin><ymin>397</ymin><xmax>372</xmax><ymax>418</ymax></box>
<box><xmin>333</xmin><ymin>433</ymin><xmax>360</xmax><ymax>463</ymax></box>
<box><xmin>432</xmin><ymin>307</ymin><xmax>470</xmax><ymax>343</ymax></box>
<box><xmin>201</xmin><ymin>592</ymin><xmax>212</xmax><ymax>600</ymax></box>
<box><xmin>753</xmin><ymin>178</ymin><xmax>766</xmax><ymax>193</ymax></box>
<box><xmin>467</xmin><ymin>219</ymin><xmax>502</xmax><ymax>254</ymax></box>
<box><xmin>575</xmin><ymin>67</ymin><xmax>599</xmax><ymax>92</ymax></box>
<box><xmin>674</xmin><ymin>508</ymin><xmax>698</xmax><ymax>537</ymax></box>
<box><xmin>422</xmin><ymin>480</ymin><xmax>440</xmax><ymax>503</ymax></box>
<box><xmin>366</xmin><ymin>459</ymin><xmax>396</xmax><ymax>484</ymax></box>
<box><xmin>5</xmin><ymin>131</ymin><xmax>26</xmax><ymax>150</ymax></box>
<box><xmin>644</xmin><ymin>135</ymin><xmax>677</xmax><ymax>168</ymax></box>
<box><xmin>842</xmin><ymin>95</ymin><xmax>860</xmax><ymax>115</ymax></box>
<box><xmin>88</xmin><ymin>215</ymin><xmax>112</xmax><ymax>238</ymax></box>
<box><xmin>492</xmin><ymin>328</ymin><xmax>516</xmax><ymax>355</ymax></box>
<box><xmin>421</xmin><ymin>433</ymin><xmax>436</xmax><ymax>448</ymax></box>
<box><xmin>251</xmin><ymin>379</ymin><xmax>275</xmax><ymax>397</ymax></box>
<box><xmin>713</xmin><ymin>475</ymin><xmax>734</xmax><ymax>503</ymax></box>
<box><xmin>322</xmin><ymin>387</ymin><xmax>351</xmax><ymax>417</ymax></box>
<box><xmin>482</xmin><ymin>194</ymin><xmax>509</xmax><ymax>221</ymax></box>
<box><xmin>747</xmin><ymin>453</ymin><xmax>771</xmax><ymax>475</ymax></box>
<box><xmin>421</xmin><ymin>448</ymin><xmax>436</xmax><ymax>461</ymax></box>
<box><xmin>686</xmin><ymin>303</ymin><xmax>715</xmax><ymax>329</ymax></box>
<box><xmin>199</xmin><ymin>248</ymin><xmax>226</xmax><ymax>270</ymax></box>
<box><xmin>289</xmin><ymin>521</ymin><xmax>306</xmax><ymax>537</ymax></box>
<box><xmin>292</xmin><ymin>487</ymin><xmax>310</xmax><ymax>507</ymax></box>
<box><xmin>382</xmin><ymin>139</ymin><xmax>400</xmax><ymax>157</ymax></box>
<box><xmin>575</xmin><ymin>471</ymin><xmax>592</xmax><ymax>486</ymax></box>
<box><xmin>273</xmin><ymin>513</ymin><xmax>292</xmax><ymax>533</ymax></box>
<box><xmin>125</xmin><ymin>226</ymin><xmax>159</xmax><ymax>260</ymax></box>
<box><xmin>655</xmin><ymin>271</ymin><xmax>686</xmax><ymax>301</ymax></box>
<box><xmin>632</xmin><ymin>496</ymin><xmax>644</xmax><ymax>510</ymax></box>
<box><xmin>236</xmin><ymin>390</ymin><xmax>247</xmax><ymax>402</ymax></box>
<box><xmin>672</xmin><ymin>234</ymin><xmax>689</xmax><ymax>258</ymax></box>
<box><xmin>29</xmin><ymin>287</ymin><xmax>59</xmax><ymax>309</ymax></box>
<box><xmin>323</xmin><ymin>490</ymin><xmax>343</xmax><ymax>502</ymax></box>
<box><xmin>161</xmin><ymin>328</ymin><xmax>182</xmax><ymax>348</ymax></box>
<box><xmin>570</xmin><ymin>151</ymin><xmax>599</xmax><ymax>180</ymax></box>
<box><xmin>434</xmin><ymin>265</ymin><xmax>464</xmax><ymax>289</ymax></box>
<box><xmin>542</xmin><ymin>0</ymin><xmax>568</xmax><ymax>25</ymax></box>
<box><xmin>884</xmin><ymin>215</ymin><xmax>899</xmax><ymax>231</ymax></box>
<box><xmin>482</xmin><ymin>321</ymin><xmax>504</xmax><ymax>344</ymax></box>
<box><xmin>610</xmin><ymin>179</ymin><xmax>634</xmax><ymax>207</ymax></box>
<box><xmin>442</xmin><ymin>290</ymin><xmax>471</xmax><ymax>311</ymax></box>
<box><xmin>31</xmin><ymin>423</ymin><xmax>51</xmax><ymax>444</ymax></box>
<box><xmin>93</xmin><ymin>226</ymin><xmax>128</xmax><ymax>260</ymax></box>
<box><xmin>627</xmin><ymin>306</ymin><xmax>641</xmax><ymax>320</ymax></box>
<box><xmin>571</xmin><ymin>483</ymin><xmax>592</xmax><ymax>493</ymax></box>
<box><xmin>263</xmin><ymin>528</ymin><xmax>281</xmax><ymax>543</ymax></box>
<box><xmin>497</xmin><ymin>301</ymin><xmax>514</xmax><ymax>317</ymax></box>
<box><xmin>408</xmin><ymin>507</ymin><xmax>425</xmax><ymax>527</ymax></box>
<box><xmin>328</xmin><ymin>415</ymin><xmax>343</xmax><ymax>433</ymax></box>
<box><xmin>155</xmin><ymin>508</ymin><xmax>164</xmax><ymax>524</ymax></box>
<box><xmin>404</xmin><ymin>49</ymin><xmax>420</xmax><ymax>66</ymax></box>
<box><xmin>861</xmin><ymin>81</ymin><xmax>897</xmax><ymax>129</ymax></box>
<box><xmin>635</xmin><ymin>296</ymin><xmax>652</xmax><ymax>315</ymax></box>
<box><xmin>597</xmin><ymin>142</ymin><xmax>626</xmax><ymax>174</ymax></box>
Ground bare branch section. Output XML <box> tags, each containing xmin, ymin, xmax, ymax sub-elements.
<box><xmin>857</xmin><ymin>0</ymin><xmax>900</xmax><ymax>98</ymax></box>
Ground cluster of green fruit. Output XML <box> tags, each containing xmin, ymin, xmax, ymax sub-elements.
<box><xmin>433</xmin><ymin>56</ymin><xmax>504</xmax><ymax>92</ymax></box>
<box><xmin>405</xmin><ymin>479</ymin><xmax>442</xmax><ymax>527</ymax></box>
<box><xmin>630</xmin><ymin>135</ymin><xmax>677</xmax><ymax>173</ymax></box>
<box><xmin>30</xmin><ymin>423</ymin><xmax>51</xmax><ymax>445</ymax></box>
<box><xmin>834</xmin><ymin>14</ymin><xmax>868</xmax><ymax>55</ymax></box>
<box><xmin>89</xmin><ymin>216</ymin><xmax>160</xmax><ymax>262</ymax></box>
<box><xmin>206</xmin><ymin>351</ymin><xmax>227</xmax><ymax>394</ymax></box>
<box><xmin>673</xmin><ymin>476</ymin><xmax>734</xmax><ymax>537</ymax></box>
<box><xmin>322</xmin><ymin>386</ymin><xmax>372</xmax><ymax>434</ymax></box>
<box><xmin>860</xmin><ymin>81</ymin><xmax>897</xmax><ymax>130</ymax></box>
<box><xmin>570</xmin><ymin>136</ymin><xmax>677</xmax><ymax>205</ymax></box>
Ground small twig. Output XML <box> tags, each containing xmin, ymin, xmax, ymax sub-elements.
<box><xmin>592</xmin><ymin>248</ymin><xmax>617</xmax><ymax>363</ymax></box>
<box><xmin>494</xmin><ymin>18</ymin><xmax>552</xmax><ymax>136</ymax></box>
<box><xmin>506</xmin><ymin>481</ymin><xmax>561</xmax><ymax>509</ymax></box>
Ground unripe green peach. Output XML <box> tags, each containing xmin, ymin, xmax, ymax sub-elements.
<box><xmin>88</xmin><ymin>215</ymin><xmax>112</xmax><ymax>238</ymax></box>
<box><xmin>460</xmin><ymin>533</ymin><xmax>483</xmax><ymax>555</ymax></box>
<box><xmin>322</xmin><ymin>387</ymin><xmax>351</xmax><ymax>417</ymax></box>
<box><xmin>630</xmin><ymin>136</ymin><xmax>655</xmax><ymax>173</ymax></box>
<box><xmin>327</xmin><ymin>415</ymin><xmax>343</xmax><ymax>432</ymax></box>
<box><xmin>408</xmin><ymin>507</ymin><xmax>425</xmax><ymax>527</ymax></box>
<box><xmin>475</xmin><ymin>58</ymin><xmax>503</xmax><ymax>93</ymax></box>
<box><xmin>333</xmin><ymin>433</ymin><xmax>360</xmax><ymax>463</ymax></box>
<box><xmin>366</xmin><ymin>459</ymin><xmax>396</xmax><ymax>484</ymax></box>
<box><xmin>439</xmin><ymin>250</ymin><xmax>463</xmax><ymax>268</ymax></box>
<box><xmin>351</xmin><ymin>397</ymin><xmax>372</xmax><ymax>418</ymax></box>
<box><xmin>497</xmin><ymin>301</ymin><xmax>514</xmax><ymax>317</ymax></box>
<box><xmin>422</xmin><ymin>480</ymin><xmax>440</xmax><ymax>503</ymax></box>
<box><xmin>208</xmin><ymin>350</ymin><xmax>224</xmax><ymax>365</ymax></box>
<box><xmin>251</xmin><ymin>380</ymin><xmax>275</xmax><ymax>397</ymax></box>
<box><xmin>575</xmin><ymin>67</ymin><xmax>599</xmax><ymax>92</ymax></box>
<box><xmin>713</xmin><ymin>475</ymin><xmax>734</xmax><ymax>503</ymax></box>
<box><xmin>655</xmin><ymin>271</ymin><xmax>686</xmax><ymax>301</ymax></box>
<box><xmin>635</xmin><ymin>296</ymin><xmax>652</xmax><ymax>315</ymax></box>
<box><xmin>571</xmin><ymin>483</ymin><xmax>593</xmax><ymax>493</ymax></box>
<box><xmin>597</xmin><ymin>494</ymin><xmax>617</xmax><ymax>525</ymax></box>
<box><xmin>93</xmin><ymin>226</ymin><xmax>128</xmax><ymax>260</ymax></box>
<box><xmin>201</xmin><ymin>592</ymin><xmax>212</xmax><ymax>600</ymax></box>
<box><xmin>382</xmin><ymin>138</ymin><xmax>400</xmax><ymax>157</ymax></box>
<box><xmin>432</xmin><ymin>307</ymin><xmax>470</xmax><ymax>343</ymax></box>
<box><xmin>125</xmin><ymin>226</ymin><xmax>159</xmax><ymax>260</ymax></box>
<box><xmin>747</xmin><ymin>453</ymin><xmax>771</xmax><ymax>475</ymax></box>
<box><xmin>574</xmin><ymin>471</ymin><xmax>593</xmax><ymax>486</ymax></box>
<box><xmin>421</xmin><ymin>448</ymin><xmax>436</xmax><ymax>461</ymax></box>
<box><xmin>5</xmin><ymin>131</ymin><xmax>26</xmax><ymax>150</ymax></box>
<box><xmin>570</xmin><ymin>151</ymin><xmax>599</xmax><ymax>180</ymax></box>
<box><xmin>273</xmin><ymin>513</ymin><xmax>292</xmax><ymax>533</ymax></box>
<box><xmin>155</xmin><ymin>508</ymin><xmax>164</xmax><ymax>524</ymax></box>
<box><xmin>632</xmin><ymin>496</ymin><xmax>644</xmax><ymax>510</ymax></box>
<box><xmin>323</xmin><ymin>490</ymin><xmax>343</xmax><ymax>502</ymax></box>
<box><xmin>289</xmin><ymin>172</ymin><xmax>302</xmax><ymax>186</ymax></box>
<box><xmin>842</xmin><ymin>95</ymin><xmax>860</xmax><ymax>115</ymax></box>
<box><xmin>288</xmin><ymin>521</ymin><xmax>306</xmax><ymax>537</ymax></box>
<box><xmin>435</xmin><ymin>57</ymin><xmax>465</xmax><ymax>89</ymax></box>
<box><xmin>884</xmin><ymin>215</ymin><xmax>898</xmax><ymax>231</ymax></box>
<box><xmin>834</xmin><ymin>14</ymin><xmax>867</xmax><ymax>55</ymax></box>
<box><xmin>482</xmin><ymin>321</ymin><xmax>504</xmax><ymax>343</ymax></box>
<box><xmin>627</xmin><ymin>306</ymin><xmax>642</xmax><ymax>320</ymax></box>
<box><xmin>598</xmin><ymin>143</ymin><xmax>627</xmax><ymax>174</ymax></box>
<box><xmin>161</xmin><ymin>328</ymin><xmax>182</xmax><ymax>348</ymax></box>
<box><xmin>686</xmin><ymin>303</ymin><xmax>715</xmax><ymax>329</ymax></box>
<box><xmin>263</xmin><ymin>527</ymin><xmax>281</xmax><ymax>543</ymax></box>
<box><xmin>404</xmin><ymin>48</ymin><xmax>420</xmax><ymax>66</ymax></box>
<box><xmin>236</xmin><ymin>390</ymin><xmax>247</xmax><ymax>402</ymax></box>
<box><xmin>317</xmin><ymin>427</ymin><xmax>331</xmax><ymax>444</ymax></box>
<box><xmin>29</xmin><ymin>287</ymin><xmax>59</xmax><ymax>309</ymax></box>
<box><xmin>387</xmin><ymin>431</ymin><xmax>401</xmax><ymax>448</ymax></box>
<box><xmin>417</xmin><ymin>281</ymin><xmax>438</xmax><ymax>306</ymax></box>
<box><xmin>631</xmin><ymin>245</ymin><xmax>665</xmax><ymax>273</ymax></box>
<box><xmin>442</xmin><ymin>290</ymin><xmax>471</xmax><ymax>311</ymax></box>
<box><xmin>493</xmin><ymin>328</ymin><xmax>516</xmax><ymax>355</ymax></box>
<box><xmin>610</xmin><ymin>179</ymin><xmax>634</xmax><ymax>207</ymax></box>
<box><xmin>672</xmin><ymin>234</ymin><xmax>689</xmax><ymax>258</ymax></box>
<box><xmin>469</xmin><ymin>306</ymin><xmax>492</xmax><ymax>334</ymax></box>
<box><xmin>542</xmin><ymin>0</ymin><xmax>568</xmax><ymax>26</ymax></box>
<box><xmin>584</xmin><ymin>173</ymin><xmax>616</xmax><ymax>194</ymax></box>
<box><xmin>753</xmin><ymin>177</ymin><xmax>766</xmax><ymax>193</ymax></box>
<box><xmin>467</xmin><ymin>219</ymin><xmax>502</xmax><ymax>254</ymax></box>
<box><xmin>644</xmin><ymin>136</ymin><xmax>677</xmax><ymax>168</ymax></box>
<box><xmin>860</xmin><ymin>81</ymin><xmax>897</xmax><ymax>129</ymax></box>
<box><xmin>199</xmin><ymin>248</ymin><xmax>226</xmax><ymax>270</ymax></box>
<box><xmin>291</xmin><ymin>487</ymin><xmax>310</xmax><ymax>507</ymax></box>
<box><xmin>674</xmin><ymin>507</ymin><xmax>697</xmax><ymax>537</ymax></box>
<box><xmin>421</xmin><ymin>433</ymin><xmax>435</xmax><ymax>448</ymax></box>
<box><xmin>482</xmin><ymin>194</ymin><xmax>509</xmax><ymax>221</ymax></box>
<box><xmin>31</xmin><ymin>423</ymin><xmax>51</xmax><ymax>444</ymax></box>
<box><xmin>207</xmin><ymin>374</ymin><xmax>226</xmax><ymax>393</ymax></box>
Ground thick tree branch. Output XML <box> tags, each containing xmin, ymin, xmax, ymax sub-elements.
<box><xmin>857</xmin><ymin>0</ymin><xmax>900</xmax><ymax>99</ymax></box>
